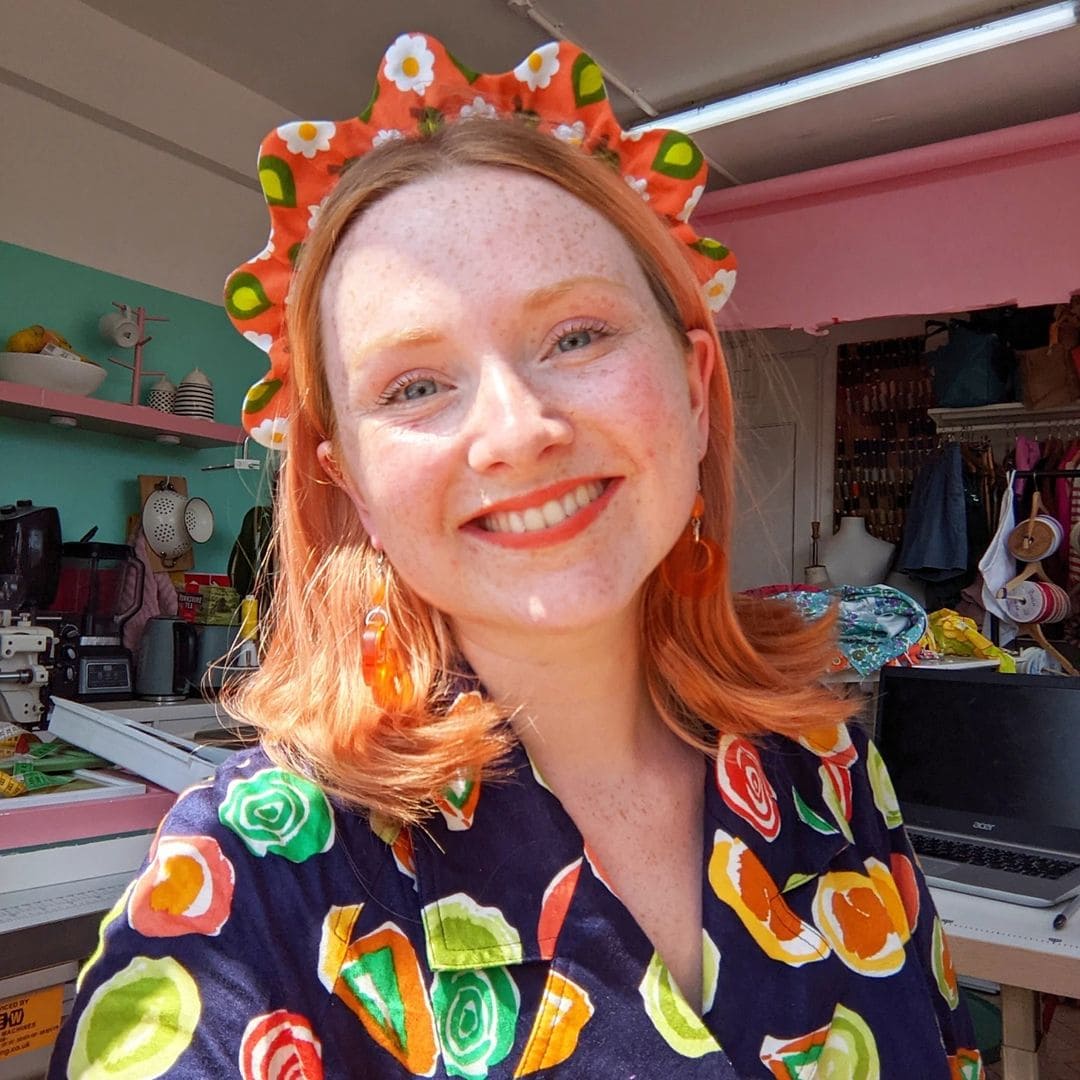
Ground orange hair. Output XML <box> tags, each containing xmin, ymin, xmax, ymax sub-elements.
<box><xmin>223</xmin><ymin>119</ymin><xmax>852</xmax><ymax>823</ymax></box>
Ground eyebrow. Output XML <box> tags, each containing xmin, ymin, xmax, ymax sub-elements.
<box><xmin>522</xmin><ymin>275</ymin><xmax>633</xmax><ymax>310</ymax></box>
<box><xmin>350</xmin><ymin>325</ymin><xmax>446</xmax><ymax>363</ymax></box>
<box><xmin>348</xmin><ymin>276</ymin><xmax>631</xmax><ymax>362</ymax></box>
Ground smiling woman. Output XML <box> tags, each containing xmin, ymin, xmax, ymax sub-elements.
<box><xmin>48</xmin><ymin>32</ymin><xmax>983</xmax><ymax>1080</ymax></box>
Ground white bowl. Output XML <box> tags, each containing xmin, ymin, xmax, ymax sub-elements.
<box><xmin>0</xmin><ymin>350</ymin><xmax>107</xmax><ymax>396</ymax></box>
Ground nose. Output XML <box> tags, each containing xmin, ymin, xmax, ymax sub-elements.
<box><xmin>465</xmin><ymin>360</ymin><xmax>573</xmax><ymax>473</ymax></box>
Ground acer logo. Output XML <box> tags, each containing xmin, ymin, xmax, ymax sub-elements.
<box><xmin>972</xmin><ymin>821</ymin><xmax>995</xmax><ymax>831</ymax></box>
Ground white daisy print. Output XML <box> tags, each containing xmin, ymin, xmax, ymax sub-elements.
<box><xmin>553</xmin><ymin>121</ymin><xmax>586</xmax><ymax>146</ymax></box>
<box><xmin>459</xmin><ymin>96</ymin><xmax>497</xmax><ymax>120</ymax></box>
<box><xmin>277</xmin><ymin>121</ymin><xmax>336</xmax><ymax>159</ymax></box>
<box><xmin>514</xmin><ymin>43</ymin><xmax>560</xmax><ymax>90</ymax></box>
<box><xmin>372</xmin><ymin>129</ymin><xmax>406</xmax><ymax>148</ymax></box>
<box><xmin>307</xmin><ymin>200</ymin><xmax>327</xmax><ymax>230</ymax></box>
<box><xmin>620</xmin><ymin>129</ymin><xmax>644</xmax><ymax>142</ymax></box>
<box><xmin>704</xmin><ymin>268</ymin><xmax>737</xmax><ymax>311</ymax></box>
<box><xmin>243</xmin><ymin>331</ymin><xmax>273</xmax><ymax>353</ymax></box>
<box><xmin>251</xmin><ymin>416</ymin><xmax>289</xmax><ymax>450</ymax></box>
<box><xmin>677</xmin><ymin>184</ymin><xmax>705</xmax><ymax>223</ymax></box>
<box><xmin>252</xmin><ymin>236</ymin><xmax>275</xmax><ymax>262</ymax></box>
<box><xmin>624</xmin><ymin>175</ymin><xmax>650</xmax><ymax>201</ymax></box>
<box><xmin>383</xmin><ymin>33</ymin><xmax>436</xmax><ymax>95</ymax></box>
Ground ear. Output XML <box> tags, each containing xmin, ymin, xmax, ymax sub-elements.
<box><xmin>316</xmin><ymin>439</ymin><xmax>381</xmax><ymax>546</ymax></box>
<box><xmin>684</xmin><ymin>328</ymin><xmax>716</xmax><ymax>460</ymax></box>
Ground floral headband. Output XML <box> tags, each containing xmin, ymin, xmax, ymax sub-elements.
<box><xmin>225</xmin><ymin>32</ymin><xmax>738</xmax><ymax>450</ymax></box>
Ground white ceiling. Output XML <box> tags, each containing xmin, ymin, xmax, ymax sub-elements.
<box><xmin>74</xmin><ymin>0</ymin><xmax>1080</xmax><ymax>185</ymax></box>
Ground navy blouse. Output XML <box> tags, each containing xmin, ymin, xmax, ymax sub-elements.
<box><xmin>49</xmin><ymin>708</ymin><xmax>982</xmax><ymax>1078</ymax></box>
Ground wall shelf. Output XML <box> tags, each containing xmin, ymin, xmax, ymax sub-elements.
<box><xmin>928</xmin><ymin>401</ymin><xmax>1080</xmax><ymax>436</ymax></box>
<box><xmin>0</xmin><ymin>380</ymin><xmax>244</xmax><ymax>448</ymax></box>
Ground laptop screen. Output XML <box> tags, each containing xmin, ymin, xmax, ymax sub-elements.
<box><xmin>874</xmin><ymin>666</ymin><xmax>1080</xmax><ymax>857</ymax></box>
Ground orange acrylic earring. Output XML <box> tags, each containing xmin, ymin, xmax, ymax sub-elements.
<box><xmin>660</xmin><ymin>492</ymin><xmax>722</xmax><ymax>599</ymax></box>
<box><xmin>361</xmin><ymin>553</ymin><xmax>414</xmax><ymax>710</ymax></box>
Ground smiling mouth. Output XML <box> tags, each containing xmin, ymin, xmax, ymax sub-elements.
<box><xmin>474</xmin><ymin>480</ymin><xmax>608</xmax><ymax>535</ymax></box>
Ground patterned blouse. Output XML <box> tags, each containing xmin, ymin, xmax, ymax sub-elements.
<box><xmin>49</xmin><ymin>711</ymin><xmax>983</xmax><ymax>1078</ymax></box>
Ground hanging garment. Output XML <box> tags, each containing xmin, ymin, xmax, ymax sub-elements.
<box><xmin>896</xmin><ymin>443</ymin><xmax>967</xmax><ymax>582</ymax></box>
<box><xmin>979</xmin><ymin>470</ymin><xmax>1020</xmax><ymax>646</ymax></box>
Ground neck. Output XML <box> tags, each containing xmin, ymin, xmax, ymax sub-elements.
<box><xmin>837</xmin><ymin>516</ymin><xmax>867</xmax><ymax>534</ymax></box>
<box><xmin>452</xmin><ymin>607</ymin><xmax>671</xmax><ymax>777</ymax></box>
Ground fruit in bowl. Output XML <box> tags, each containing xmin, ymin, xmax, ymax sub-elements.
<box><xmin>0</xmin><ymin>348</ymin><xmax>107</xmax><ymax>396</ymax></box>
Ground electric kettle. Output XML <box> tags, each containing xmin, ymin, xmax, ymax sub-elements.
<box><xmin>135</xmin><ymin>617</ymin><xmax>199</xmax><ymax>701</ymax></box>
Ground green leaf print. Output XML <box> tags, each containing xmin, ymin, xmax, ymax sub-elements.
<box><xmin>867</xmin><ymin>741</ymin><xmax>904</xmax><ymax>829</ymax></box>
<box><xmin>225</xmin><ymin>272</ymin><xmax>273</xmax><ymax>321</ymax></box>
<box><xmin>651</xmin><ymin>131</ymin><xmax>703</xmax><ymax>180</ymax></box>
<box><xmin>638</xmin><ymin>952</ymin><xmax>721</xmax><ymax>1058</ymax></box>
<box><xmin>258</xmin><ymin>155</ymin><xmax>296</xmax><ymax>207</ymax></box>
<box><xmin>69</xmin><ymin>956</ymin><xmax>200</xmax><ymax>1079</ymax></box>
<box><xmin>818</xmin><ymin>1003</ymin><xmax>880</xmax><ymax>1080</ymax></box>
<box><xmin>690</xmin><ymin>237</ymin><xmax>731</xmax><ymax>261</ymax></box>
<box><xmin>792</xmin><ymin>786</ymin><xmax>839</xmax><ymax>836</ymax></box>
<box><xmin>219</xmin><ymin>767</ymin><xmax>335</xmax><ymax>862</ymax></box>
<box><xmin>571</xmin><ymin>52</ymin><xmax>606</xmax><ymax>106</ymax></box>
<box><xmin>243</xmin><ymin>378</ymin><xmax>282</xmax><ymax>415</ymax></box>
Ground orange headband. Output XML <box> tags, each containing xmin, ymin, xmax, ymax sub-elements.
<box><xmin>224</xmin><ymin>32</ymin><xmax>737</xmax><ymax>449</ymax></box>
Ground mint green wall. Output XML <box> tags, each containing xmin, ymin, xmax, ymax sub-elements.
<box><xmin>0</xmin><ymin>242</ymin><xmax>272</xmax><ymax>572</ymax></box>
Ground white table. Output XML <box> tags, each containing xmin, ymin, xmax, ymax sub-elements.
<box><xmin>932</xmin><ymin>887</ymin><xmax>1080</xmax><ymax>1079</ymax></box>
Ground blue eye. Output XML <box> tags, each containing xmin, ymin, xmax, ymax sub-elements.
<box><xmin>376</xmin><ymin>374</ymin><xmax>445</xmax><ymax>406</ymax></box>
<box><xmin>403</xmin><ymin>377</ymin><xmax>439</xmax><ymax>400</ymax></box>
<box><xmin>557</xmin><ymin>329</ymin><xmax>594</xmax><ymax>352</ymax></box>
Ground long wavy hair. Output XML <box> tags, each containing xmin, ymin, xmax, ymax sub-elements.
<box><xmin>223</xmin><ymin>119</ymin><xmax>851</xmax><ymax>823</ymax></box>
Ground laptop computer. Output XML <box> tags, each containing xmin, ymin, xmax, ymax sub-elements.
<box><xmin>874</xmin><ymin>665</ymin><xmax>1080</xmax><ymax>908</ymax></box>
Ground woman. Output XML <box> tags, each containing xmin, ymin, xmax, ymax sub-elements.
<box><xmin>50</xmin><ymin>34</ymin><xmax>982</xmax><ymax>1079</ymax></box>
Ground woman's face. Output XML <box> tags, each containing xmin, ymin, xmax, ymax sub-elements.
<box><xmin>318</xmin><ymin>165</ymin><xmax>715</xmax><ymax>640</ymax></box>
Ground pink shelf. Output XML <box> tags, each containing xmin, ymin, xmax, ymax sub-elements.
<box><xmin>0</xmin><ymin>380</ymin><xmax>244</xmax><ymax>448</ymax></box>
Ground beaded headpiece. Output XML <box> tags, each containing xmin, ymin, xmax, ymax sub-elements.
<box><xmin>225</xmin><ymin>32</ymin><xmax>737</xmax><ymax>449</ymax></box>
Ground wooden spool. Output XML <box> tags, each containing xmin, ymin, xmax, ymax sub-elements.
<box><xmin>1007</xmin><ymin>516</ymin><xmax>1061</xmax><ymax>562</ymax></box>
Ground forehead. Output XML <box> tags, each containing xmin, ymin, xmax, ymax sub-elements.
<box><xmin>322</xmin><ymin>165</ymin><xmax>651</xmax><ymax>306</ymax></box>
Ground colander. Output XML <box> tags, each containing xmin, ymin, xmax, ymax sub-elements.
<box><xmin>140</xmin><ymin>480</ymin><xmax>215</xmax><ymax>566</ymax></box>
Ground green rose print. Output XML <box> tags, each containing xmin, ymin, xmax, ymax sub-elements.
<box><xmin>219</xmin><ymin>767</ymin><xmax>335</xmax><ymax>862</ymax></box>
<box><xmin>430</xmin><ymin>967</ymin><xmax>520</xmax><ymax>1079</ymax></box>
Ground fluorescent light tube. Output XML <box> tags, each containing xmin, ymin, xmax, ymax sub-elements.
<box><xmin>629</xmin><ymin>1</ymin><xmax>1078</xmax><ymax>135</ymax></box>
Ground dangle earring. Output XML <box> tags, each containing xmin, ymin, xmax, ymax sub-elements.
<box><xmin>660</xmin><ymin>491</ymin><xmax>722</xmax><ymax>599</ymax></box>
<box><xmin>361</xmin><ymin>552</ymin><xmax>414</xmax><ymax>710</ymax></box>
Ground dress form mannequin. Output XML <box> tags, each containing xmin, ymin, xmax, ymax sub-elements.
<box><xmin>821</xmin><ymin>516</ymin><xmax>896</xmax><ymax>586</ymax></box>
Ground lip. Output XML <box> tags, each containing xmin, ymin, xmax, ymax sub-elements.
<box><xmin>461</xmin><ymin>476</ymin><xmax>620</xmax><ymax>550</ymax></box>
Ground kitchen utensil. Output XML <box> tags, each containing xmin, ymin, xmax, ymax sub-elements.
<box><xmin>99</xmin><ymin>308</ymin><xmax>140</xmax><ymax>348</ymax></box>
<box><xmin>145</xmin><ymin>375</ymin><xmax>176</xmax><ymax>412</ymax></box>
<box><xmin>0</xmin><ymin>350</ymin><xmax>107</xmax><ymax>396</ymax></box>
<box><xmin>135</xmin><ymin>616</ymin><xmax>198</xmax><ymax>701</ymax></box>
<box><xmin>44</xmin><ymin>541</ymin><xmax>142</xmax><ymax>701</ymax></box>
<box><xmin>184</xmin><ymin>498</ymin><xmax>214</xmax><ymax>544</ymax></box>
<box><xmin>141</xmin><ymin>481</ymin><xmax>191</xmax><ymax>563</ymax></box>
<box><xmin>139</xmin><ymin>480</ymin><xmax>214</xmax><ymax>567</ymax></box>
<box><xmin>173</xmin><ymin>368</ymin><xmax>215</xmax><ymax>420</ymax></box>
<box><xmin>0</xmin><ymin>501</ymin><xmax>61</xmax><ymax>611</ymax></box>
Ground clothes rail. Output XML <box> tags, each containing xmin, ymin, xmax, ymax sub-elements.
<box><xmin>1012</xmin><ymin>469</ymin><xmax>1080</xmax><ymax>478</ymax></box>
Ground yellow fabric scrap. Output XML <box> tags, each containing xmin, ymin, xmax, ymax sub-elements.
<box><xmin>922</xmin><ymin>609</ymin><xmax>1016</xmax><ymax>673</ymax></box>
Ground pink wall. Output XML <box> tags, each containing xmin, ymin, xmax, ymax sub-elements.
<box><xmin>693</xmin><ymin>113</ymin><xmax>1080</xmax><ymax>332</ymax></box>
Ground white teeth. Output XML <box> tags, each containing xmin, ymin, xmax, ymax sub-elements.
<box><xmin>541</xmin><ymin>499</ymin><xmax>566</xmax><ymax>527</ymax></box>
<box><xmin>479</xmin><ymin>481</ymin><xmax>607</xmax><ymax>534</ymax></box>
